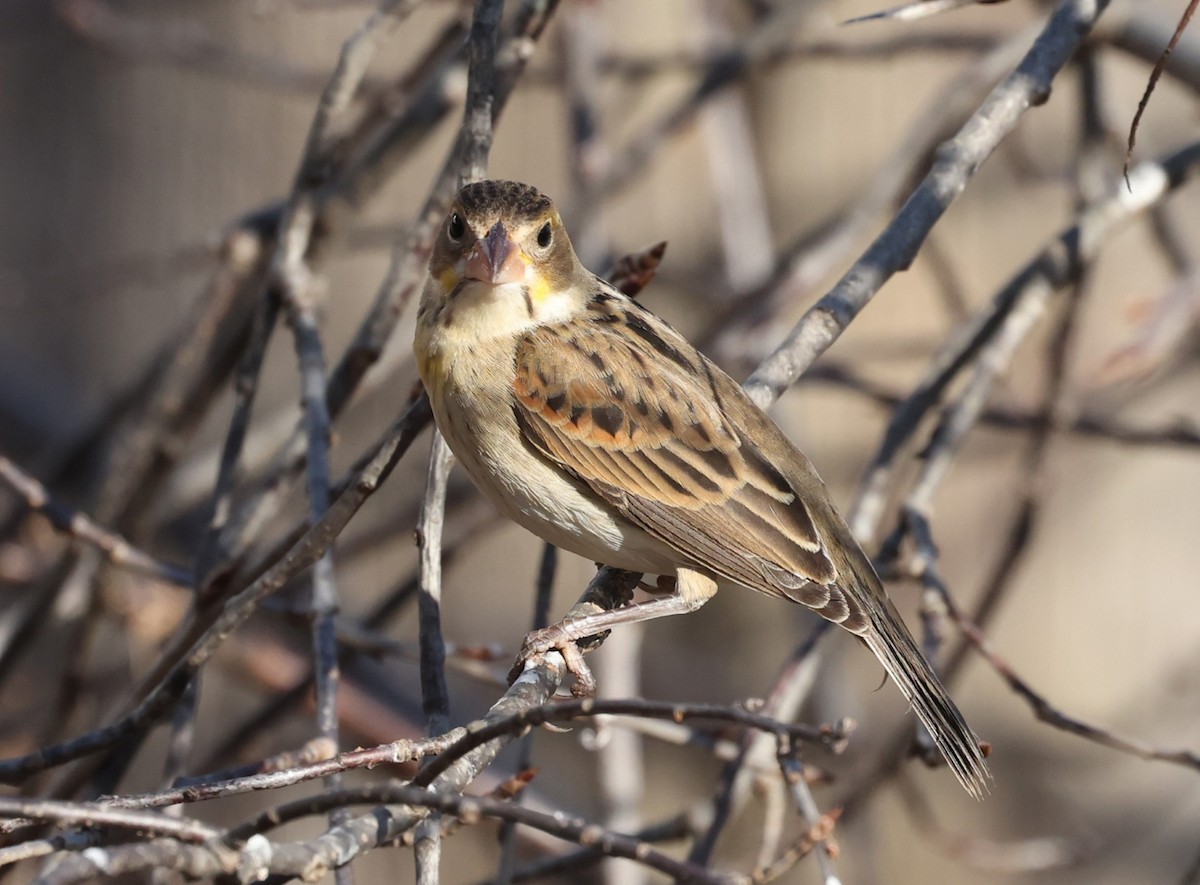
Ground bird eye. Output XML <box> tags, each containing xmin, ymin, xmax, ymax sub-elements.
<box><xmin>537</xmin><ymin>222</ymin><xmax>553</xmax><ymax>249</ymax></box>
<box><xmin>447</xmin><ymin>213</ymin><xmax>466</xmax><ymax>242</ymax></box>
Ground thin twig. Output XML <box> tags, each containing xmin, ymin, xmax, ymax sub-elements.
<box><xmin>804</xmin><ymin>362</ymin><xmax>1200</xmax><ymax>452</ymax></box>
<box><xmin>844</xmin><ymin>0</ymin><xmax>980</xmax><ymax>25</ymax></box>
<box><xmin>570</xmin><ymin>1</ymin><xmax>819</xmax><ymax>226</ymax></box>
<box><xmin>0</xmin><ymin>456</ymin><xmax>190</xmax><ymax>587</ymax></box>
<box><xmin>489</xmin><ymin>813</ymin><xmax>694</xmax><ymax>884</ymax></box>
<box><xmin>896</xmin><ymin>777</ymin><xmax>1088</xmax><ymax>871</ymax></box>
<box><xmin>0</xmin><ymin>797</ymin><xmax>220</xmax><ymax>845</ymax></box>
<box><xmin>777</xmin><ymin>749</ymin><xmax>841</xmax><ymax>885</ymax></box>
<box><xmin>749</xmin><ymin>810</ymin><xmax>841</xmax><ymax>884</ymax></box>
<box><xmin>689</xmin><ymin>620</ymin><xmax>835</xmax><ymax>866</ymax></box>
<box><xmin>193</xmin><ymin>294</ymin><xmax>281</xmax><ymax>594</ymax></box>
<box><xmin>215</xmin><ymin>783</ymin><xmax>743</xmax><ymax>885</ymax></box>
<box><xmin>1124</xmin><ymin>0</ymin><xmax>1200</xmax><ymax>177</ymax></box>
<box><xmin>909</xmin><ymin>512</ymin><xmax>1200</xmax><ymax>772</ymax></box>
<box><xmin>697</xmin><ymin>0</ymin><xmax>773</xmax><ymax>294</ymax></box>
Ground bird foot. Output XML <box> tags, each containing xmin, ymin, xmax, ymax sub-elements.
<box><xmin>509</xmin><ymin>621</ymin><xmax>610</xmax><ymax>697</ymax></box>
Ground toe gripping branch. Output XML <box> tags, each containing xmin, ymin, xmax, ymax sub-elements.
<box><xmin>509</xmin><ymin>566</ymin><xmax>642</xmax><ymax>697</ymax></box>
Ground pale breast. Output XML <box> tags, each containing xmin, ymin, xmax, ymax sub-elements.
<box><xmin>426</xmin><ymin>335</ymin><xmax>679</xmax><ymax>575</ymax></box>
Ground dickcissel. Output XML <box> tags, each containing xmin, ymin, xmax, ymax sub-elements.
<box><xmin>414</xmin><ymin>180</ymin><xmax>989</xmax><ymax>798</ymax></box>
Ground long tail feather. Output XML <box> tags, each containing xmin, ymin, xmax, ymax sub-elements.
<box><xmin>861</xmin><ymin>596</ymin><xmax>991</xmax><ymax>799</ymax></box>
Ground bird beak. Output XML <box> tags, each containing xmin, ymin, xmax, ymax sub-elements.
<box><xmin>464</xmin><ymin>221</ymin><xmax>526</xmax><ymax>285</ymax></box>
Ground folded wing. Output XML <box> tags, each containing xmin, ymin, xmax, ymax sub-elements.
<box><xmin>513</xmin><ymin>290</ymin><xmax>864</xmax><ymax>626</ymax></box>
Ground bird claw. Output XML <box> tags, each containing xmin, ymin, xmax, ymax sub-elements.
<box><xmin>509</xmin><ymin>623</ymin><xmax>600</xmax><ymax>697</ymax></box>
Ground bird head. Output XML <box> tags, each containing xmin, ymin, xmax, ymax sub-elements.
<box><xmin>423</xmin><ymin>180</ymin><xmax>586</xmax><ymax>334</ymax></box>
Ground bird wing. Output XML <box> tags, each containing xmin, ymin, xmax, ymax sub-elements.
<box><xmin>512</xmin><ymin>291</ymin><xmax>852</xmax><ymax>615</ymax></box>
<box><xmin>515</xmin><ymin>289</ymin><xmax>990</xmax><ymax>797</ymax></box>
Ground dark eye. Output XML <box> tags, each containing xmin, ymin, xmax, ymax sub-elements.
<box><xmin>537</xmin><ymin>222</ymin><xmax>553</xmax><ymax>249</ymax></box>
<box><xmin>447</xmin><ymin>213</ymin><xmax>466</xmax><ymax>242</ymax></box>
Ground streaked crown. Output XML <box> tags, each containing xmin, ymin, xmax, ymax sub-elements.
<box><xmin>456</xmin><ymin>180</ymin><xmax>553</xmax><ymax>225</ymax></box>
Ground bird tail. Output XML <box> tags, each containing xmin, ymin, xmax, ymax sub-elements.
<box><xmin>860</xmin><ymin>593</ymin><xmax>991</xmax><ymax>799</ymax></box>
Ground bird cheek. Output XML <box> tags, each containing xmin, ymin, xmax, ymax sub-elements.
<box><xmin>438</xmin><ymin>269</ymin><xmax>460</xmax><ymax>295</ymax></box>
<box><xmin>529</xmin><ymin>273</ymin><xmax>553</xmax><ymax>304</ymax></box>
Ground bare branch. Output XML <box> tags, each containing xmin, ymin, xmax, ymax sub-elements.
<box><xmin>0</xmin><ymin>395</ymin><xmax>432</xmax><ymax>784</ymax></box>
<box><xmin>908</xmin><ymin>512</ymin><xmax>1200</xmax><ymax>772</ymax></box>
<box><xmin>743</xmin><ymin>0</ymin><xmax>1114</xmax><ymax>408</ymax></box>
<box><xmin>0</xmin><ymin>456</ymin><xmax>190</xmax><ymax>587</ymax></box>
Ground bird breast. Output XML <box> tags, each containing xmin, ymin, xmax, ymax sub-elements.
<box><xmin>421</xmin><ymin>331</ymin><xmax>680</xmax><ymax>575</ymax></box>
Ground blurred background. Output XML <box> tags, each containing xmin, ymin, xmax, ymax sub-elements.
<box><xmin>0</xmin><ymin>0</ymin><xmax>1198</xmax><ymax>882</ymax></box>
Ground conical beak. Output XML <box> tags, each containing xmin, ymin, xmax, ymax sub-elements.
<box><xmin>464</xmin><ymin>221</ymin><xmax>527</xmax><ymax>285</ymax></box>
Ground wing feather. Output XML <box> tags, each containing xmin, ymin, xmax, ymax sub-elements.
<box><xmin>512</xmin><ymin>290</ymin><xmax>838</xmax><ymax>600</ymax></box>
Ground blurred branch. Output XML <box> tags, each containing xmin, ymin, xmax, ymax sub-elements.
<box><xmin>748</xmin><ymin>809</ymin><xmax>840</xmax><ymax>884</ymax></box>
<box><xmin>743</xmin><ymin>0</ymin><xmax>1113</xmax><ymax>408</ymax></box>
<box><xmin>59</xmin><ymin>0</ymin><xmax>999</xmax><ymax>95</ymax></box>
<box><xmin>776</xmin><ymin>750</ymin><xmax>840</xmax><ymax>885</ymax></box>
<box><xmin>0</xmin><ymin>456</ymin><xmax>191</xmax><ymax>587</ymax></box>
<box><xmin>1105</xmin><ymin>5</ymin><xmax>1200</xmax><ymax>94</ymax></box>
<box><xmin>845</xmin><ymin>0</ymin><xmax>1010</xmax><ymax>26</ymax></box>
<box><xmin>1089</xmin><ymin>267</ymin><xmax>1200</xmax><ymax>387</ymax></box>
<box><xmin>805</xmin><ymin>362</ymin><xmax>1200</xmax><ymax>452</ymax></box>
<box><xmin>709</xmin><ymin>26</ymin><xmax>1032</xmax><ymax>362</ymax></box>
<box><xmin>196</xmin><ymin>502</ymin><xmax>498</xmax><ymax>771</ymax></box>
<box><xmin>895</xmin><ymin>777</ymin><xmax>1089</xmax><ymax>872</ymax></box>
<box><xmin>0</xmin><ymin>394</ymin><xmax>432</xmax><ymax>785</ymax></box>
<box><xmin>570</xmin><ymin>1</ymin><xmax>819</xmax><ymax>225</ymax></box>
<box><xmin>0</xmin><ymin>797</ymin><xmax>220</xmax><ymax>844</ymax></box>
<box><xmin>697</xmin><ymin>0</ymin><xmax>773</xmax><ymax>294</ymax></box>
<box><xmin>852</xmin><ymin>138</ymin><xmax>1200</xmax><ymax>541</ymax></box>
<box><xmin>909</xmin><ymin>511</ymin><xmax>1200</xmax><ymax>772</ymax></box>
<box><xmin>58</xmin><ymin>0</ymin><xmax>381</xmax><ymax>95</ymax></box>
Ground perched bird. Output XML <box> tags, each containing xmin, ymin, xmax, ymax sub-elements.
<box><xmin>414</xmin><ymin>180</ymin><xmax>990</xmax><ymax>798</ymax></box>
